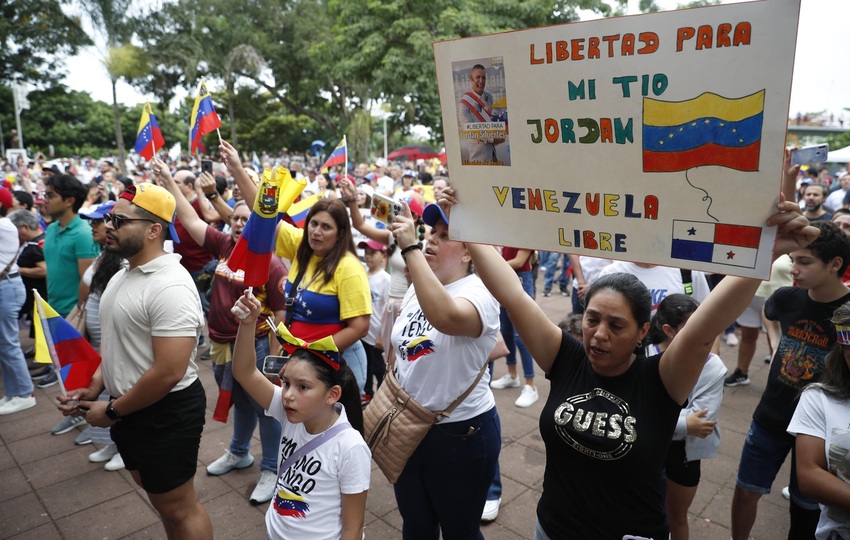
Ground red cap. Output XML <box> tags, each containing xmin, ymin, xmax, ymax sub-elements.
<box><xmin>0</xmin><ymin>187</ymin><xmax>13</xmax><ymax>210</ymax></box>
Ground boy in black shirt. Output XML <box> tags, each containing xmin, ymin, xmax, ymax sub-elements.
<box><xmin>731</xmin><ymin>221</ymin><xmax>850</xmax><ymax>540</ymax></box>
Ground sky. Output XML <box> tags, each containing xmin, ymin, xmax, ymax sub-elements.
<box><xmin>60</xmin><ymin>0</ymin><xmax>847</xmax><ymax>121</ymax></box>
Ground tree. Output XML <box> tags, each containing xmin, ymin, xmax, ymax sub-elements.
<box><xmin>0</xmin><ymin>0</ymin><xmax>91</xmax><ymax>85</ymax></box>
<box><xmin>78</xmin><ymin>0</ymin><xmax>146</xmax><ymax>173</ymax></box>
<box><xmin>328</xmin><ymin>0</ymin><xmax>618</xmax><ymax>140</ymax></box>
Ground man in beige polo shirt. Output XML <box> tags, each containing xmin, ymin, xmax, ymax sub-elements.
<box><xmin>59</xmin><ymin>182</ymin><xmax>212</xmax><ymax>540</ymax></box>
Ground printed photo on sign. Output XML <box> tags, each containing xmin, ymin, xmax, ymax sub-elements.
<box><xmin>453</xmin><ymin>56</ymin><xmax>511</xmax><ymax>167</ymax></box>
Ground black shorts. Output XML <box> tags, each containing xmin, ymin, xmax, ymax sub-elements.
<box><xmin>110</xmin><ymin>379</ymin><xmax>206</xmax><ymax>494</ymax></box>
<box><xmin>665</xmin><ymin>440</ymin><xmax>701</xmax><ymax>488</ymax></box>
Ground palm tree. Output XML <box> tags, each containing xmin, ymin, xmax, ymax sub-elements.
<box><xmin>222</xmin><ymin>44</ymin><xmax>265</xmax><ymax>147</ymax></box>
<box><xmin>80</xmin><ymin>0</ymin><xmax>146</xmax><ymax>173</ymax></box>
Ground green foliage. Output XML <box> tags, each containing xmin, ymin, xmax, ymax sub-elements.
<box><xmin>827</xmin><ymin>132</ymin><xmax>850</xmax><ymax>155</ymax></box>
<box><xmin>677</xmin><ymin>0</ymin><xmax>721</xmax><ymax>7</ymax></box>
<box><xmin>0</xmin><ymin>0</ymin><xmax>92</xmax><ymax>85</ymax></box>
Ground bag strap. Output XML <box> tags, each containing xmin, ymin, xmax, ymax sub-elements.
<box><xmin>435</xmin><ymin>361</ymin><xmax>489</xmax><ymax>420</ymax></box>
<box><xmin>283</xmin><ymin>268</ymin><xmax>306</xmax><ymax>328</ymax></box>
<box><xmin>277</xmin><ymin>421</ymin><xmax>351</xmax><ymax>481</ymax></box>
<box><xmin>0</xmin><ymin>248</ymin><xmax>19</xmax><ymax>281</ymax></box>
<box><xmin>387</xmin><ymin>340</ymin><xmax>490</xmax><ymax>422</ymax></box>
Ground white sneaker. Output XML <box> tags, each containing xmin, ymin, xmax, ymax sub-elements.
<box><xmin>0</xmin><ymin>396</ymin><xmax>10</xmax><ymax>407</ymax></box>
<box><xmin>104</xmin><ymin>452</ymin><xmax>125</xmax><ymax>471</ymax></box>
<box><xmin>89</xmin><ymin>444</ymin><xmax>119</xmax><ymax>463</ymax></box>
<box><xmin>250</xmin><ymin>469</ymin><xmax>278</xmax><ymax>505</ymax></box>
<box><xmin>515</xmin><ymin>385</ymin><xmax>539</xmax><ymax>408</ymax></box>
<box><xmin>725</xmin><ymin>332</ymin><xmax>739</xmax><ymax>346</ymax></box>
<box><xmin>490</xmin><ymin>374</ymin><xmax>521</xmax><ymax>389</ymax></box>
<box><xmin>481</xmin><ymin>498</ymin><xmax>500</xmax><ymax>522</ymax></box>
<box><xmin>0</xmin><ymin>396</ymin><xmax>36</xmax><ymax>415</ymax></box>
<box><xmin>781</xmin><ymin>486</ymin><xmax>791</xmax><ymax>500</ymax></box>
<box><xmin>206</xmin><ymin>449</ymin><xmax>254</xmax><ymax>476</ymax></box>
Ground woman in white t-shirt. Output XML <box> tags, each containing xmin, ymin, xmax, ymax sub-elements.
<box><xmin>387</xmin><ymin>201</ymin><xmax>500</xmax><ymax>538</ymax></box>
<box><xmin>231</xmin><ymin>291</ymin><xmax>371</xmax><ymax>540</ymax></box>
<box><xmin>789</xmin><ymin>301</ymin><xmax>850</xmax><ymax>540</ymax></box>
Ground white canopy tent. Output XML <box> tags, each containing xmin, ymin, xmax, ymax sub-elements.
<box><xmin>827</xmin><ymin>144</ymin><xmax>850</xmax><ymax>163</ymax></box>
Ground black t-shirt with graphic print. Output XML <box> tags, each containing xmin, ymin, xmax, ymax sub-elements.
<box><xmin>537</xmin><ymin>331</ymin><xmax>682</xmax><ymax>540</ymax></box>
<box><xmin>754</xmin><ymin>286</ymin><xmax>850</xmax><ymax>436</ymax></box>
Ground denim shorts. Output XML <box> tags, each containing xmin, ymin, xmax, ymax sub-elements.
<box><xmin>736</xmin><ymin>419</ymin><xmax>818</xmax><ymax>509</ymax></box>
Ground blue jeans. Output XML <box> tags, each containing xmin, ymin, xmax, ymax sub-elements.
<box><xmin>0</xmin><ymin>277</ymin><xmax>32</xmax><ymax>398</ymax></box>
<box><xmin>736</xmin><ymin>419</ymin><xmax>818</xmax><ymax>510</ymax></box>
<box><xmin>229</xmin><ymin>336</ymin><xmax>281</xmax><ymax>472</ymax></box>
<box><xmin>571</xmin><ymin>286</ymin><xmax>584</xmax><ymax>315</ymax></box>
<box><xmin>541</xmin><ymin>252</ymin><xmax>569</xmax><ymax>292</ymax></box>
<box><xmin>342</xmin><ymin>340</ymin><xmax>367</xmax><ymax>395</ymax></box>
<box><xmin>394</xmin><ymin>407</ymin><xmax>501</xmax><ymax>540</ymax></box>
<box><xmin>498</xmin><ymin>271</ymin><xmax>535</xmax><ymax>380</ymax></box>
<box><xmin>486</xmin><ymin>460</ymin><xmax>502</xmax><ymax>501</ymax></box>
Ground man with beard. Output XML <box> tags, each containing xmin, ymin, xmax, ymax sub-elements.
<box><xmin>59</xmin><ymin>182</ymin><xmax>212</xmax><ymax>540</ymax></box>
<box><xmin>39</xmin><ymin>174</ymin><xmax>100</xmax><ymax>389</ymax></box>
<box><xmin>802</xmin><ymin>183</ymin><xmax>832</xmax><ymax>222</ymax></box>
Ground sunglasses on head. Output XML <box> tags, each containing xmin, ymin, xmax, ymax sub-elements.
<box><xmin>103</xmin><ymin>213</ymin><xmax>155</xmax><ymax>230</ymax></box>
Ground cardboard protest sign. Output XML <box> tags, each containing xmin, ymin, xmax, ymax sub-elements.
<box><xmin>434</xmin><ymin>0</ymin><xmax>800</xmax><ymax>278</ymax></box>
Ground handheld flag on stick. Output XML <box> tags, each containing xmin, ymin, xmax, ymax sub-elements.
<box><xmin>134</xmin><ymin>103</ymin><xmax>166</xmax><ymax>161</ymax></box>
<box><xmin>190</xmin><ymin>80</ymin><xmax>223</xmax><ymax>155</ymax></box>
<box><xmin>227</xmin><ymin>167</ymin><xmax>306</xmax><ymax>287</ymax></box>
<box><xmin>320</xmin><ymin>137</ymin><xmax>347</xmax><ymax>173</ymax></box>
<box><xmin>285</xmin><ymin>193</ymin><xmax>320</xmax><ymax>228</ymax></box>
<box><xmin>33</xmin><ymin>291</ymin><xmax>101</xmax><ymax>394</ymax></box>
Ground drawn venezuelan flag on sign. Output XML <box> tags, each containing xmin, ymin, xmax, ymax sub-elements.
<box><xmin>642</xmin><ymin>90</ymin><xmax>765</xmax><ymax>172</ymax></box>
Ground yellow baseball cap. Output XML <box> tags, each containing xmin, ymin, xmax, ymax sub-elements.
<box><xmin>119</xmin><ymin>182</ymin><xmax>180</xmax><ymax>243</ymax></box>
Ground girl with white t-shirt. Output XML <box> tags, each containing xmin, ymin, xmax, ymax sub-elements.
<box><xmin>231</xmin><ymin>291</ymin><xmax>371</xmax><ymax>540</ymax></box>
<box><xmin>789</xmin><ymin>301</ymin><xmax>850</xmax><ymax>540</ymax></box>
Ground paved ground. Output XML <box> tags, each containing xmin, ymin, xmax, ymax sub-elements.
<box><xmin>1</xmin><ymin>277</ymin><xmax>794</xmax><ymax>539</ymax></box>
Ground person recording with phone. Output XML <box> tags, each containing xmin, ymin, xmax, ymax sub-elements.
<box><xmin>153</xmin><ymin>158</ymin><xmax>288</xmax><ymax>506</ymax></box>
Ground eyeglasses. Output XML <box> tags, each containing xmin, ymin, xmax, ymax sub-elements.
<box><xmin>103</xmin><ymin>213</ymin><xmax>155</xmax><ymax>230</ymax></box>
<box><xmin>88</xmin><ymin>218</ymin><xmax>104</xmax><ymax>226</ymax></box>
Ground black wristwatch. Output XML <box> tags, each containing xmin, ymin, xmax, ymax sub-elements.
<box><xmin>205</xmin><ymin>191</ymin><xmax>219</xmax><ymax>200</ymax></box>
<box><xmin>105</xmin><ymin>400</ymin><xmax>123</xmax><ymax>421</ymax></box>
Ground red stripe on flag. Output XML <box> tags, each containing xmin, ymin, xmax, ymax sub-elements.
<box><xmin>715</xmin><ymin>224</ymin><xmax>761</xmax><ymax>248</ymax></box>
<box><xmin>643</xmin><ymin>141</ymin><xmax>761</xmax><ymax>172</ymax></box>
<box><xmin>213</xmin><ymin>389</ymin><xmax>232</xmax><ymax>423</ymax></box>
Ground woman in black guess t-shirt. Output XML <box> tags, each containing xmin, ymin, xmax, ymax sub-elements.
<box><xmin>440</xmin><ymin>187</ymin><xmax>818</xmax><ymax>540</ymax></box>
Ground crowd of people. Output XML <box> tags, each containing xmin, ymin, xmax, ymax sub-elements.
<box><xmin>1</xmin><ymin>142</ymin><xmax>849</xmax><ymax>540</ymax></box>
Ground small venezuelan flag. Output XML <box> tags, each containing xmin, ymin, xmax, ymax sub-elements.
<box><xmin>286</xmin><ymin>193</ymin><xmax>321</xmax><ymax>228</ymax></box>
<box><xmin>320</xmin><ymin>137</ymin><xmax>347</xmax><ymax>172</ymax></box>
<box><xmin>189</xmin><ymin>80</ymin><xmax>222</xmax><ymax>155</ymax></box>
<box><xmin>33</xmin><ymin>291</ymin><xmax>101</xmax><ymax>393</ymax></box>
<box><xmin>134</xmin><ymin>103</ymin><xmax>166</xmax><ymax>161</ymax></box>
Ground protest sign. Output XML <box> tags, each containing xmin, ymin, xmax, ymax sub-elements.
<box><xmin>434</xmin><ymin>0</ymin><xmax>801</xmax><ymax>278</ymax></box>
